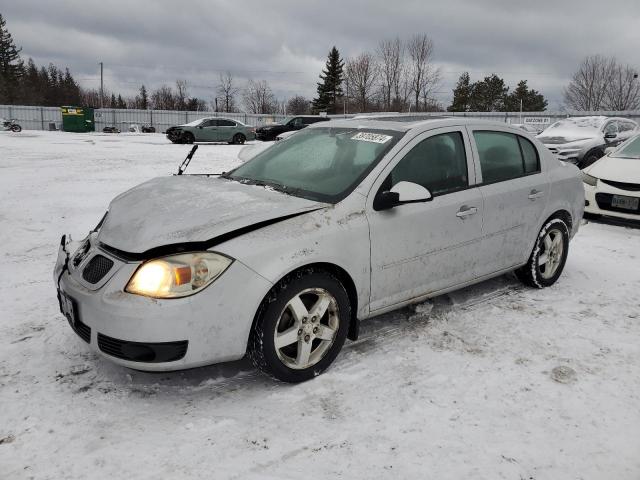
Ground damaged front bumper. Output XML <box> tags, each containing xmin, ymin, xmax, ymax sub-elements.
<box><xmin>53</xmin><ymin>233</ymin><xmax>272</xmax><ymax>371</ymax></box>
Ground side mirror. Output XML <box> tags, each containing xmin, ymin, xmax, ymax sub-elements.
<box><xmin>391</xmin><ymin>181</ymin><xmax>432</xmax><ymax>202</ymax></box>
<box><xmin>604</xmin><ymin>132</ymin><xmax>617</xmax><ymax>140</ymax></box>
<box><xmin>374</xmin><ymin>181</ymin><xmax>432</xmax><ymax>211</ymax></box>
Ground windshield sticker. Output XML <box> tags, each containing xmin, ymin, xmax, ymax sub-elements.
<box><xmin>351</xmin><ymin>132</ymin><xmax>393</xmax><ymax>144</ymax></box>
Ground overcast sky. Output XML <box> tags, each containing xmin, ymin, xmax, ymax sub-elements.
<box><xmin>4</xmin><ymin>0</ymin><xmax>640</xmax><ymax>110</ymax></box>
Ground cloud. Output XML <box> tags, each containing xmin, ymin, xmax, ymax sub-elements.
<box><xmin>4</xmin><ymin>0</ymin><xmax>640</xmax><ymax>109</ymax></box>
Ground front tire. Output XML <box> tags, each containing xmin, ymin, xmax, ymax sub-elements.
<box><xmin>182</xmin><ymin>132</ymin><xmax>195</xmax><ymax>144</ymax></box>
<box><xmin>232</xmin><ymin>133</ymin><xmax>246</xmax><ymax>145</ymax></box>
<box><xmin>248</xmin><ymin>269</ymin><xmax>351</xmax><ymax>383</ymax></box>
<box><xmin>516</xmin><ymin>217</ymin><xmax>570</xmax><ymax>288</ymax></box>
<box><xmin>10</xmin><ymin>124</ymin><xmax>21</xmax><ymax>132</ymax></box>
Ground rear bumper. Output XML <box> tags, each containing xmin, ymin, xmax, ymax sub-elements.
<box><xmin>54</xmin><ymin>235</ymin><xmax>272</xmax><ymax>371</ymax></box>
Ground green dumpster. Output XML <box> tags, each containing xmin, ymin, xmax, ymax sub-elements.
<box><xmin>61</xmin><ymin>106</ymin><xmax>95</xmax><ymax>133</ymax></box>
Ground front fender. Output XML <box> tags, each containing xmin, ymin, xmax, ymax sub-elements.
<box><xmin>214</xmin><ymin>198</ymin><xmax>371</xmax><ymax>318</ymax></box>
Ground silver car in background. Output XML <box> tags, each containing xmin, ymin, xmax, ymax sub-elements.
<box><xmin>537</xmin><ymin>116</ymin><xmax>638</xmax><ymax>169</ymax></box>
<box><xmin>54</xmin><ymin>116</ymin><xmax>584</xmax><ymax>383</ymax></box>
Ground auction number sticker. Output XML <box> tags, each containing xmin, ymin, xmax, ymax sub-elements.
<box><xmin>351</xmin><ymin>132</ymin><xmax>393</xmax><ymax>144</ymax></box>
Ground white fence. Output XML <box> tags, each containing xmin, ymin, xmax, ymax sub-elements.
<box><xmin>2</xmin><ymin>104</ymin><xmax>640</xmax><ymax>132</ymax></box>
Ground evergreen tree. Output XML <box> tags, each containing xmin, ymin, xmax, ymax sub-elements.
<box><xmin>469</xmin><ymin>74</ymin><xmax>509</xmax><ymax>112</ymax></box>
<box><xmin>504</xmin><ymin>80</ymin><xmax>547</xmax><ymax>111</ymax></box>
<box><xmin>0</xmin><ymin>14</ymin><xmax>23</xmax><ymax>103</ymax></box>
<box><xmin>312</xmin><ymin>46</ymin><xmax>344</xmax><ymax>114</ymax></box>
<box><xmin>138</xmin><ymin>84</ymin><xmax>148</xmax><ymax>109</ymax></box>
<box><xmin>116</xmin><ymin>94</ymin><xmax>126</xmax><ymax>109</ymax></box>
<box><xmin>110</xmin><ymin>93</ymin><xmax>117</xmax><ymax>108</ymax></box>
<box><xmin>447</xmin><ymin>72</ymin><xmax>473</xmax><ymax>112</ymax></box>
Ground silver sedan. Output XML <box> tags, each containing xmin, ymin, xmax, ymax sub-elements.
<box><xmin>54</xmin><ymin>116</ymin><xmax>584</xmax><ymax>382</ymax></box>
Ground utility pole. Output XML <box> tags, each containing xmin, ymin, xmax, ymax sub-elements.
<box><xmin>99</xmin><ymin>62</ymin><xmax>104</xmax><ymax>108</ymax></box>
<box><xmin>520</xmin><ymin>98</ymin><xmax>523</xmax><ymax>124</ymax></box>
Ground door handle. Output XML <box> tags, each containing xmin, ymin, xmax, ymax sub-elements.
<box><xmin>528</xmin><ymin>189</ymin><xmax>545</xmax><ymax>200</ymax></box>
<box><xmin>456</xmin><ymin>206</ymin><xmax>478</xmax><ymax>218</ymax></box>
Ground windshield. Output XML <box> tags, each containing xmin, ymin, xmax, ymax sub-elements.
<box><xmin>226</xmin><ymin>127</ymin><xmax>403</xmax><ymax>202</ymax></box>
<box><xmin>610</xmin><ymin>135</ymin><xmax>640</xmax><ymax>159</ymax></box>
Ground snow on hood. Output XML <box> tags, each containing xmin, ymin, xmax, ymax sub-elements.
<box><xmin>537</xmin><ymin>117</ymin><xmax>606</xmax><ymax>143</ymax></box>
<box><xmin>585</xmin><ymin>155</ymin><xmax>640</xmax><ymax>183</ymax></box>
<box><xmin>97</xmin><ymin>176</ymin><xmax>326</xmax><ymax>254</ymax></box>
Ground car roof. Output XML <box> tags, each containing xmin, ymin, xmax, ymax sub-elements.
<box><xmin>310</xmin><ymin>115</ymin><xmax>522</xmax><ymax>133</ymax></box>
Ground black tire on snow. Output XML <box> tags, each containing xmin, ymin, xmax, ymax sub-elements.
<box><xmin>248</xmin><ymin>268</ymin><xmax>351</xmax><ymax>383</ymax></box>
<box><xmin>11</xmin><ymin>125</ymin><xmax>21</xmax><ymax>132</ymax></box>
<box><xmin>182</xmin><ymin>132</ymin><xmax>195</xmax><ymax>144</ymax></box>
<box><xmin>515</xmin><ymin>217</ymin><xmax>570</xmax><ymax>288</ymax></box>
<box><xmin>232</xmin><ymin>133</ymin><xmax>246</xmax><ymax>145</ymax></box>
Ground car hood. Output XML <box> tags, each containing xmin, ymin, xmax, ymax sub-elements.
<box><xmin>585</xmin><ymin>156</ymin><xmax>640</xmax><ymax>183</ymax></box>
<box><xmin>537</xmin><ymin>129</ymin><xmax>599</xmax><ymax>144</ymax></box>
<box><xmin>97</xmin><ymin>176</ymin><xmax>327</xmax><ymax>254</ymax></box>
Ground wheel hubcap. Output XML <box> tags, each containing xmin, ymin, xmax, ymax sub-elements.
<box><xmin>538</xmin><ymin>228</ymin><xmax>564</xmax><ymax>279</ymax></box>
<box><xmin>274</xmin><ymin>288</ymin><xmax>339</xmax><ymax>370</ymax></box>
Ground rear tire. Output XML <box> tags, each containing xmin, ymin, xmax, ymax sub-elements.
<box><xmin>516</xmin><ymin>217</ymin><xmax>570</xmax><ymax>288</ymax></box>
<box><xmin>248</xmin><ymin>269</ymin><xmax>350</xmax><ymax>383</ymax></box>
<box><xmin>182</xmin><ymin>132</ymin><xmax>195</xmax><ymax>144</ymax></box>
<box><xmin>232</xmin><ymin>133</ymin><xmax>246</xmax><ymax>145</ymax></box>
<box><xmin>10</xmin><ymin>124</ymin><xmax>21</xmax><ymax>132</ymax></box>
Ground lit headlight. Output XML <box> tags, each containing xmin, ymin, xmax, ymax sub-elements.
<box><xmin>581</xmin><ymin>172</ymin><xmax>598</xmax><ymax>187</ymax></box>
<box><xmin>126</xmin><ymin>252</ymin><xmax>232</xmax><ymax>298</ymax></box>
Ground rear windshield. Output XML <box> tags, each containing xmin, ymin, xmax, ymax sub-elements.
<box><xmin>226</xmin><ymin>127</ymin><xmax>403</xmax><ymax>203</ymax></box>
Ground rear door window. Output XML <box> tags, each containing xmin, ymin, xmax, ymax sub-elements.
<box><xmin>217</xmin><ymin>119</ymin><xmax>236</xmax><ymax>127</ymax></box>
<box><xmin>474</xmin><ymin>131</ymin><xmax>540</xmax><ymax>184</ymax></box>
<box><xmin>518</xmin><ymin>136</ymin><xmax>540</xmax><ymax>174</ymax></box>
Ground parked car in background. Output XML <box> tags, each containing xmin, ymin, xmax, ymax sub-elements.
<box><xmin>537</xmin><ymin>116</ymin><xmax>638</xmax><ymax>169</ymax></box>
<box><xmin>54</xmin><ymin>117</ymin><xmax>583</xmax><ymax>383</ymax></box>
<box><xmin>102</xmin><ymin>126</ymin><xmax>121</xmax><ymax>134</ymax></box>
<box><xmin>255</xmin><ymin>115</ymin><xmax>331</xmax><ymax>141</ymax></box>
<box><xmin>166</xmin><ymin>117</ymin><xmax>255</xmax><ymax>144</ymax></box>
<box><xmin>275</xmin><ymin>130</ymin><xmax>298</xmax><ymax>141</ymax></box>
<box><xmin>582</xmin><ymin>133</ymin><xmax>640</xmax><ymax>221</ymax></box>
<box><xmin>0</xmin><ymin>118</ymin><xmax>22</xmax><ymax>132</ymax></box>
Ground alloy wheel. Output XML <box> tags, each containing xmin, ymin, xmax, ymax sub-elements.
<box><xmin>538</xmin><ymin>228</ymin><xmax>565</xmax><ymax>279</ymax></box>
<box><xmin>273</xmin><ymin>288</ymin><xmax>340</xmax><ymax>370</ymax></box>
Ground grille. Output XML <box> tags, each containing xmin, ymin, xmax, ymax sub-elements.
<box><xmin>600</xmin><ymin>179</ymin><xmax>640</xmax><ymax>192</ymax></box>
<box><xmin>98</xmin><ymin>334</ymin><xmax>188</xmax><ymax>363</ymax></box>
<box><xmin>82</xmin><ymin>254</ymin><xmax>114</xmax><ymax>284</ymax></box>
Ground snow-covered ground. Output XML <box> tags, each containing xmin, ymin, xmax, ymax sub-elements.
<box><xmin>1</xmin><ymin>130</ymin><xmax>639</xmax><ymax>480</ymax></box>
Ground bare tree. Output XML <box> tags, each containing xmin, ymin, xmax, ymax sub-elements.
<box><xmin>151</xmin><ymin>85</ymin><xmax>176</xmax><ymax>110</ymax></box>
<box><xmin>564</xmin><ymin>55</ymin><xmax>617</xmax><ymax>110</ymax></box>
<box><xmin>286</xmin><ymin>95</ymin><xmax>310</xmax><ymax>115</ymax></box>
<box><xmin>377</xmin><ymin>37</ymin><xmax>403</xmax><ymax>111</ymax></box>
<box><xmin>407</xmin><ymin>34</ymin><xmax>440</xmax><ymax>112</ymax></box>
<box><xmin>242</xmin><ymin>79</ymin><xmax>277</xmax><ymax>114</ymax></box>
<box><xmin>345</xmin><ymin>53</ymin><xmax>378</xmax><ymax>113</ymax></box>
<box><xmin>175</xmin><ymin>79</ymin><xmax>188</xmax><ymax>110</ymax></box>
<box><xmin>605</xmin><ymin>63</ymin><xmax>640</xmax><ymax>111</ymax></box>
<box><xmin>216</xmin><ymin>71</ymin><xmax>239</xmax><ymax>112</ymax></box>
